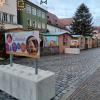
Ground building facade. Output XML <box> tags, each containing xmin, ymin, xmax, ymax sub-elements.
<box><xmin>47</xmin><ymin>24</ymin><xmax>65</xmax><ymax>32</ymax></box>
<box><xmin>0</xmin><ymin>0</ymin><xmax>22</xmax><ymax>59</ymax></box>
<box><xmin>17</xmin><ymin>0</ymin><xmax>47</xmax><ymax>32</ymax></box>
<box><xmin>47</xmin><ymin>12</ymin><xmax>67</xmax><ymax>33</ymax></box>
<box><xmin>60</xmin><ymin>18</ymin><xmax>73</xmax><ymax>31</ymax></box>
<box><xmin>0</xmin><ymin>0</ymin><xmax>22</xmax><ymax>29</ymax></box>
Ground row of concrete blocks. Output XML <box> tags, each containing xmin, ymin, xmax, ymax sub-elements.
<box><xmin>0</xmin><ymin>64</ymin><xmax>55</xmax><ymax>100</ymax></box>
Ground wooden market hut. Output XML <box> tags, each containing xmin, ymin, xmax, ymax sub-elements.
<box><xmin>85</xmin><ymin>36</ymin><xmax>92</xmax><ymax>49</ymax></box>
<box><xmin>92</xmin><ymin>37</ymin><xmax>98</xmax><ymax>48</ymax></box>
<box><xmin>58</xmin><ymin>33</ymin><xmax>72</xmax><ymax>53</ymax></box>
<box><xmin>70</xmin><ymin>35</ymin><xmax>85</xmax><ymax>50</ymax></box>
<box><xmin>43</xmin><ymin>31</ymin><xmax>71</xmax><ymax>54</ymax></box>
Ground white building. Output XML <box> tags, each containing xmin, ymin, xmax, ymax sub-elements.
<box><xmin>47</xmin><ymin>24</ymin><xmax>66</xmax><ymax>33</ymax></box>
<box><xmin>47</xmin><ymin>12</ymin><xmax>67</xmax><ymax>33</ymax></box>
<box><xmin>0</xmin><ymin>0</ymin><xmax>22</xmax><ymax>29</ymax></box>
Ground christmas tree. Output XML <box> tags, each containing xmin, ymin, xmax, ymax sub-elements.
<box><xmin>70</xmin><ymin>3</ymin><xmax>93</xmax><ymax>36</ymax></box>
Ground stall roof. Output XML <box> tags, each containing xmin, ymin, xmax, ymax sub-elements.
<box><xmin>71</xmin><ymin>34</ymin><xmax>92</xmax><ymax>38</ymax></box>
<box><xmin>85</xmin><ymin>36</ymin><xmax>92</xmax><ymax>38</ymax></box>
<box><xmin>43</xmin><ymin>31</ymin><xmax>69</xmax><ymax>36</ymax></box>
<box><xmin>71</xmin><ymin>34</ymin><xmax>82</xmax><ymax>38</ymax></box>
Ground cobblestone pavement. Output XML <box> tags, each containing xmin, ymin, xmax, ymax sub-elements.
<box><xmin>1</xmin><ymin>48</ymin><xmax>100</xmax><ymax>100</ymax></box>
<box><xmin>66</xmin><ymin>66</ymin><xmax>100</xmax><ymax>100</ymax></box>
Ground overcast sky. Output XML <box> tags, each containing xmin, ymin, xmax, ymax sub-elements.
<box><xmin>31</xmin><ymin>0</ymin><xmax>100</xmax><ymax>25</ymax></box>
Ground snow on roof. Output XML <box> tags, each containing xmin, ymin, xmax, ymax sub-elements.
<box><xmin>43</xmin><ymin>31</ymin><xmax>69</xmax><ymax>36</ymax></box>
<box><xmin>71</xmin><ymin>35</ymin><xmax>82</xmax><ymax>38</ymax></box>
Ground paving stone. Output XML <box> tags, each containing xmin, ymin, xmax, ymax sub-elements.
<box><xmin>1</xmin><ymin>48</ymin><xmax>100</xmax><ymax>100</ymax></box>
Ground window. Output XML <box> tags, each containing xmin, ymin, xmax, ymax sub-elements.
<box><xmin>37</xmin><ymin>21</ymin><xmax>41</xmax><ymax>29</ymax></box>
<box><xmin>9</xmin><ymin>15</ymin><xmax>13</xmax><ymax>23</ymax></box>
<box><xmin>26</xmin><ymin>4</ymin><xmax>31</xmax><ymax>13</ymax></box>
<box><xmin>32</xmin><ymin>7</ymin><xmax>36</xmax><ymax>15</ymax></box>
<box><xmin>32</xmin><ymin>21</ymin><xmax>35</xmax><ymax>27</ymax></box>
<box><xmin>42</xmin><ymin>22</ymin><xmax>45</xmax><ymax>29</ymax></box>
<box><xmin>42</xmin><ymin>11</ymin><xmax>45</xmax><ymax>18</ymax></box>
<box><xmin>37</xmin><ymin>9</ymin><xmax>41</xmax><ymax>17</ymax></box>
<box><xmin>0</xmin><ymin>12</ymin><xmax>14</xmax><ymax>23</ymax></box>
<box><xmin>56</xmin><ymin>24</ymin><xmax>58</xmax><ymax>26</ymax></box>
<box><xmin>3</xmin><ymin>13</ymin><xmax>7</xmax><ymax>22</ymax></box>
<box><xmin>47</xmin><ymin>16</ymin><xmax>49</xmax><ymax>18</ymax></box>
<box><xmin>27</xmin><ymin>19</ymin><xmax>31</xmax><ymax>26</ymax></box>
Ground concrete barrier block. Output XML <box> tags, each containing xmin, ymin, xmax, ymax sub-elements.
<box><xmin>0</xmin><ymin>64</ymin><xmax>55</xmax><ymax>100</ymax></box>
